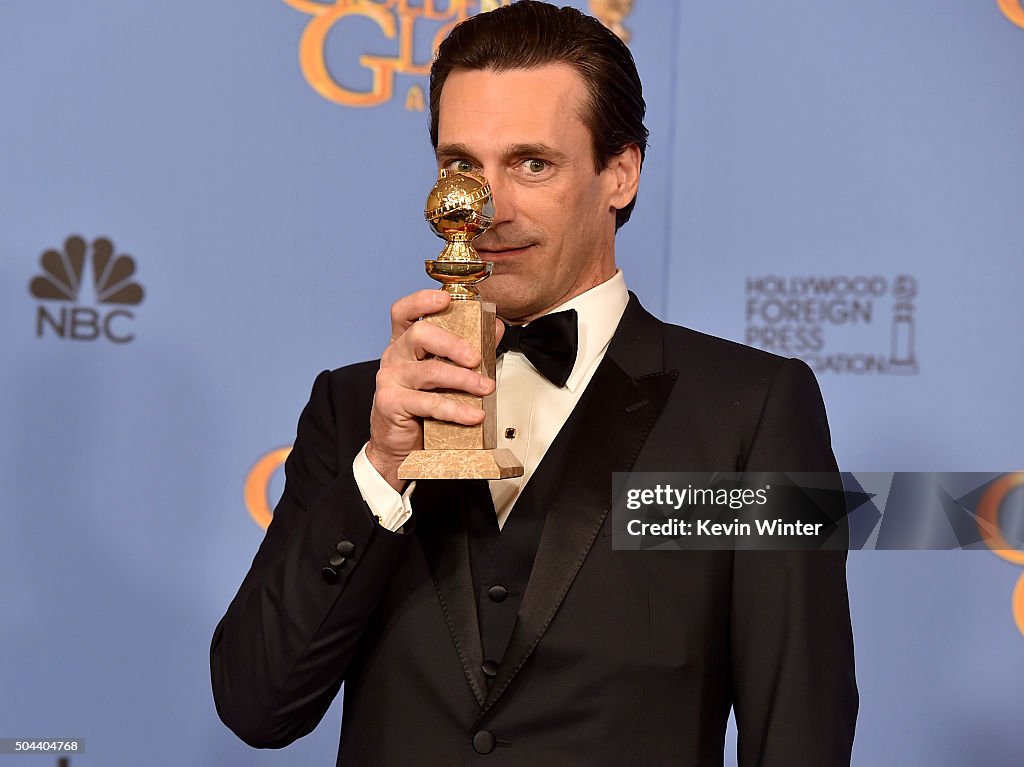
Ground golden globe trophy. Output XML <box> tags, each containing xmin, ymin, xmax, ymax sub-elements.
<box><xmin>397</xmin><ymin>170</ymin><xmax>524</xmax><ymax>480</ymax></box>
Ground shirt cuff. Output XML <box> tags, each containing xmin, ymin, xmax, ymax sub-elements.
<box><xmin>352</xmin><ymin>443</ymin><xmax>415</xmax><ymax>532</ymax></box>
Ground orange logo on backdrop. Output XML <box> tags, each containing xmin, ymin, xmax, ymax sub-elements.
<box><xmin>976</xmin><ymin>472</ymin><xmax>1024</xmax><ymax>636</ymax></box>
<box><xmin>281</xmin><ymin>0</ymin><xmax>511</xmax><ymax>110</ymax></box>
<box><xmin>244</xmin><ymin>447</ymin><xmax>292</xmax><ymax>529</ymax></box>
<box><xmin>999</xmin><ymin>0</ymin><xmax>1024</xmax><ymax>29</ymax></box>
<box><xmin>281</xmin><ymin>0</ymin><xmax>634</xmax><ymax>109</ymax></box>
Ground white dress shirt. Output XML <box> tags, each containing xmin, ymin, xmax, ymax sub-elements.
<box><xmin>352</xmin><ymin>271</ymin><xmax>629</xmax><ymax>531</ymax></box>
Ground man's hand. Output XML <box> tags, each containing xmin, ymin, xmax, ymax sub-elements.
<box><xmin>365</xmin><ymin>289</ymin><xmax>503</xmax><ymax>492</ymax></box>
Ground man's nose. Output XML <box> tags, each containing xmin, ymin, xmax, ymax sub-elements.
<box><xmin>484</xmin><ymin>171</ymin><xmax>516</xmax><ymax>226</ymax></box>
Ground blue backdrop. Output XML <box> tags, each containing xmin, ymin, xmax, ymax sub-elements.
<box><xmin>2</xmin><ymin>1</ymin><xmax>1022</xmax><ymax>764</ymax></box>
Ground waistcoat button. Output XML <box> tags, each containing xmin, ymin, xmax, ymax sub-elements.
<box><xmin>487</xmin><ymin>584</ymin><xmax>509</xmax><ymax>602</ymax></box>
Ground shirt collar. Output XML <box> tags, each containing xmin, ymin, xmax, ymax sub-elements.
<box><xmin>532</xmin><ymin>270</ymin><xmax>629</xmax><ymax>392</ymax></box>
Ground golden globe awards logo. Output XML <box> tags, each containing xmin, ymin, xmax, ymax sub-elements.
<box><xmin>977</xmin><ymin>472</ymin><xmax>1024</xmax><ymax>636</ymax></box>
<box><xmin>998</xmin><ymin>0</ymin><xmax>1024</xmax><ymax>29</ymax></box>
<box><xmin>244</xmin><ymin>447</ymin><xmax>292</xmax><ymax>529</ymax></box>
<box><xmin>281</xmin><ymin>0</ymin><xmax>509</xmax><ymax>111</ymax></box>
<box><xmin>744</xmin><ymin>274</ymin><xmax>919</xmax><ymax>375</ymax></box>
<box><xmin>29</xmin><ymin>235</ymin><xmax>145</xmax><ymax>344</ymax></box>
<box><xmin>283</xmin><ymin>0</ymin><xmax>633</xmax><ymax>110</ymax></box>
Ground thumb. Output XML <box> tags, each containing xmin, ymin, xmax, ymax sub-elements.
<box><xmin>494</xmin><ymin>317</ymin><xmax>506</xmax><ymax>348</ymax></box>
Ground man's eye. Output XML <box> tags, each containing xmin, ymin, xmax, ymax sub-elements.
<box><xmin>525</xmin><ymin>159</ymin><xmax>548</xmax><ymax>174</ymax></box>
<box><xmin>447</xmin><ymin>159</ymin><xmax>475</xmax><ymax>172</ymax></box>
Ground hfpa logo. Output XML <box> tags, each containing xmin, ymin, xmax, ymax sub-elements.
<box><xmin>29</xmin><ymin>235</ymin><xmax>145</xmax><ymax>344</ymax></box>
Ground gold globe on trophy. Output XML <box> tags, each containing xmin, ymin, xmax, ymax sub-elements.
<box><xmin>397</xmin><ymin>169</ymin><xmax>524</xmax><ymax>480</ymax></box>
<box><xmin>424</xmin><ymin>168</ymin><xmax>494</xmax><ymax>296</ymax></box>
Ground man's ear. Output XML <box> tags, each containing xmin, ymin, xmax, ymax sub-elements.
<box><xmin>607</xmin><ymin>144</ymin><xmax>642</xmax><ymax>211</ymax></box>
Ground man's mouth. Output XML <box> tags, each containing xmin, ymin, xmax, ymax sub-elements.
<box><xmin>476</xmin><ymin>244</ymin><xmax>533</xmax><ymax>258</ymax></box>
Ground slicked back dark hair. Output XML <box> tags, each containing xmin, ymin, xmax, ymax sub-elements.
<box><xmin>429</xmin><ymin>0</ymin><xmax>648</xmax><ymax>230</ymax></box>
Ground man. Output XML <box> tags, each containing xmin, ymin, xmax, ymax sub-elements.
<box><xmin>211</xmin><ymin>3</ymin><xmax>858</xmax><ymax>765</ymax></box>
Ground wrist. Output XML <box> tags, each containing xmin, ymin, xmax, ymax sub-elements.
<box><xmin>365</xmin><ymin>442</ymin><xmax>406</xmax><ymax>493</ymax></box>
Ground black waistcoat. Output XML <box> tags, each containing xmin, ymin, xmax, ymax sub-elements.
<box><xmin>463</xmin><ymin>392</ymin><xmax>591</xmax><ymax>674</ymax></box>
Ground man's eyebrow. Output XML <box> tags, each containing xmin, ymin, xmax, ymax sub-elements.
<box><xmin>504</xmin><ymin>143</ymin><xmax>569</xmax><ymax>162</ymax></box>
<box><xmin>434</xmin><ymin>143</ymin><xmax>476</xmax><ymax>161</ymax></box>
<box><xmin>434</xmin><ymin>142</ymin><xmax>570</xmax><ymax>162</ymax></box>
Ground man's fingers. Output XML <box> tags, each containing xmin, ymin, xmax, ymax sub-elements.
<box><xmin>371</xmin><ymin>289</ymin><xmax>497</xmax><ymax>485</ymax></box>
<box><xmin>390</xmin><ymin>290</ymin><xmax>450</xmax><ymax>336</ymax></box>
<box><xmin>400</xmin><ymin>389</ymin><xmax>488</xmax><ymax>426</ymax></box>
<box><xmin>374</xmin><ymin>384</ymin><xmax>487</xmax><ymax>427</ymax></box>
<box><xmin>387</xmin><ymin>358</ymin><xmax>494</xmax><ymax>397</ymax></box>
<box><xmin>389</xmin><ymin>320</ymin><xmax>482</xmax><ymax>369</ymax></box>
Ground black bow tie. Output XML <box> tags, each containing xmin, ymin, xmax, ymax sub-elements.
<box><xmin>496</xmin><ymin>309</ymin><xmax>578</xmax><ymax>388</ymax></box>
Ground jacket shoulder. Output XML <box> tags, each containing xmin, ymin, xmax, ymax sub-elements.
<box><xmin>293</xmin><ymin>360</ymin><xmax>379</xmax><ymax>457</ymax></box>
<box><xmin>648</xmin><ymin>320</ymin><xmax>835</xmax><ymax>472</ymax></box>
<box><xmin>324</xmin><ymin>359</ymin><xmax>379</xmax><ymax>404</ymax></box>
<box><xmin>661</xmin><ymin>322</ymin><xmax>796</xmax><ymax>384</ymax></box>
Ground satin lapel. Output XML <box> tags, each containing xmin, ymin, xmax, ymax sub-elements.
<box><xmin>416</xmin><ymin>479</ymin><xmax>489</xmax><ymax>707</ymax></box>
<box><xmin>478</xmin><ymin>295</ymin><xmax>678</xmax><ymax>717</ymax></box>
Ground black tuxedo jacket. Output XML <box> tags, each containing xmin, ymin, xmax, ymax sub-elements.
<box><xmin>211</xmin><ymin>294</ymin><xmax>857</xmax><ymax>766</ymax></box>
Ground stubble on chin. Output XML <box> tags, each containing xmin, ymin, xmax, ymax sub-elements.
<box><xmin>479</xmin><ymin>272</ymin><xmax>536</xmax><ymax>323</ymax></box>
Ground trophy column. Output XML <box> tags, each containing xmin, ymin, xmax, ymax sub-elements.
<box><xmin>397</xmin><ymin>170</ymin><xmax>523</xmax><ymax>481</ymax></box>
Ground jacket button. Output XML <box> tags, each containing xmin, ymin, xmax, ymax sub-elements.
<box><xmin>336</xmin><ymin>540</ymin><xmax>356</xmax><ymax>557</ymax></box>
<box><xmin>487</xmin><ymin>584</ymin><xmax>508</xmax><ymax>603</ymax></box>
<box><xmin>472</xmin><ymin>730</ymin><xmax>496</xmax><ymax>754</ymax></box>
<box><xmin>481</xmin><ymin>660</ymin><xmax>499</xmax><ymax>678</ymax></box>
<box><xmin>320</xmin><ymin>566</ymin><xmax>339</xmax><ymax>585</ymax></box>
<box><xmin>328</xmin><ymin>553</ymin><xmax>346</xmax><ymax>568</ymax></box>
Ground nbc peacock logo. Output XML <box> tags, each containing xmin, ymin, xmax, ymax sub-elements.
<box><xmin>29</xmin><ymin>235</ymin><xmax>145</xmax><ymax>344</ymax></box>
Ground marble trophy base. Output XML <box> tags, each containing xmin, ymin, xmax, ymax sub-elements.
<box><xmin>397</xmin><ymin>447</ymin><xmax>523</xmax><ymax>480</ymax></box>
<box><xmin>397</xmin><ymin>296</ymin><xmax>524</xmax><ymax>481</ymax></box>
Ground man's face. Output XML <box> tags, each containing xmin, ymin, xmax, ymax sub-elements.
<box><xmin>435</xmin><ymin>64</ymin><xmax>633</xmax><ymax>323</ymax></box>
